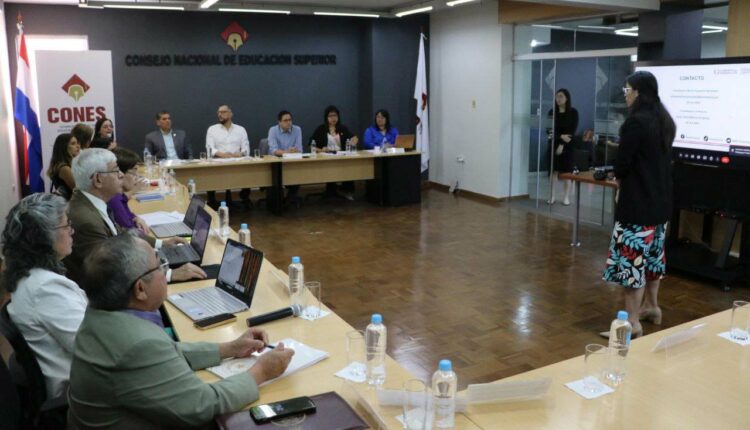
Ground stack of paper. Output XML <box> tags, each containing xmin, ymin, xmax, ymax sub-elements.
<box><xmin>207</xmin><ymin>338</ymin><xmax>328</xmax><ymax>386</ymax></box>
<box><xmin>139</xmin><ymin>211</ymin><xmax>184</xmax><ymax>226</ymax></box>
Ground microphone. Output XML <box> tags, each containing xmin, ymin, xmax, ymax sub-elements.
<box><xmin>246</xmin><ymin>304</ymin><xmax>302</xmax><ymax>327</ymax></box>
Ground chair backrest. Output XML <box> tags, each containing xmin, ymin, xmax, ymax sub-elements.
<box><xmin>0</xmin><ymin>337</ymin><xmax>21</xmax><ymax>430</ymax></box>
<box><xmin>259</xmin><ymin>138</ymin><xmax>269</xmax><ymax>156</ymax></box>
<box><xmin>395</xmin><ymin>134</ymin><xmax>415</xmax><ymax>149</ymax></box>
<box><xmin>0</xmin><ymin>303</ymin><xmax>47</xmax><ymax>421</ymax></box>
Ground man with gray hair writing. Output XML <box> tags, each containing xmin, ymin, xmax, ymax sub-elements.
<box><xmin>67</xmin><ymin>234</ymin><xmax>294</xmax><ymax>428</ymax></box>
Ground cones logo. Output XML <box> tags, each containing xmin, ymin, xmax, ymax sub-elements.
<box><xmin>221</xmin><ymin>21</ymin><xmax>249</xmax><ymax>52</ymax></box>
<box><xmin>61</xmin><ymin>74</ymin><xmax>90</xmax><ymax>102</ymax></box>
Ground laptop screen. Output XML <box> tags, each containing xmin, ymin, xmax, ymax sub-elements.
<box><xmin>190</xmin><ymin>207</ymin><xmax>211</xmax><ymax>258</ymax></box>
<box><xmin>183</xmin><ymin>196</ymin><xmax>204</xmax><ymax>229</ymax></box>
<box><xmin>216</xmin><ymin>239</ymin><xmax>264</xmax><ymax>305</ymax></box>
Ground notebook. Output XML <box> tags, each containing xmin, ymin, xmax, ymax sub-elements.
<box><xmin>160</xmin><ymin>206</ymin><xmax>211</xmax><ymax>267</ymax></box>
<box><xmin>167</xmin><ymin>240</ymin><xmax>263</xmax><ymax>320</ymax></box>
<box><xmin>207</xmin><ymin>338</ymin><xmax>328</xmax><ymax>385</ymax></box>
<box><xmin>150</xmin><ymin>195</ymin><xmax>204</xmax><ymax>237</ymax></box>
<box><xmin>216</xmin><ymin>391</ymin><xmax>367</xmax><ymax>430</ymax></box>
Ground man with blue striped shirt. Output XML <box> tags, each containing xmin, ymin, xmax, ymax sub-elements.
<box><xmin>268</xmin><ymin>110</ymin><xmax>303</xmax><ymax>204</ymax></box>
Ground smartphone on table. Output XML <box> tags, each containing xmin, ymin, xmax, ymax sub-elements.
<box><xmin>249</xmin><ymin>396</ymin><xmax>316</xmax><ymax>424</ymax></box>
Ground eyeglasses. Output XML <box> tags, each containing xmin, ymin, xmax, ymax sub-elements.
<box><xmin>622</xmin><ymin>87</ymin><xmax>632</xmax><ymax>95</ymax></box>
<box><xmin>53</xmin><ymin>220</ymin><xmax>74</xmax><ymax>231</ymax></box>
<box><xmin>130</xmin><ymin>255</ymin><xmax>169</xmax><ymax>289</ymax></box>
<box><xmin>90</xmin><ymin>169</ymin><xmax>122</xmax><ymax>179</ymax></box>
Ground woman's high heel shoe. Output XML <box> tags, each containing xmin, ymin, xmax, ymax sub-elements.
<box><xmin>639</xmin><ymin>307</ymin><xmax>662</xmax><ymax>325</ymax></box>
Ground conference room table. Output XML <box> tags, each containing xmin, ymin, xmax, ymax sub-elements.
<box><xmin>559</xmin><ymin>170</ymin><xmax>618</xmax><ymax>247</ymax></box>
<box><xmin>163</xmin><ymin>150</ymin><xmax>422</xmax><ymax>215</ymax></box>
<box><xmin>130</xmin><ymin>189</ymin><xmax>481</xmax><ymax>430</ymax></box>
<box><xmin>461</xmin><ymin>308</ymin><xmax>750</xmax><ymax>430</ymax></box>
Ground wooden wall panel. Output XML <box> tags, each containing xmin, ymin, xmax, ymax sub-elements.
<box><xmin>726</xmin><ymin>0</ymin><xmax>750</xmax><ymax>57</ymax></box>
<box><xmin>498</xmin><ymin>0</ymin><xmax>607</xmax><ymax>24</ymax></box>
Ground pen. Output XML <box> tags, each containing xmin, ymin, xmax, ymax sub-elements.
<box><xmin>265</xmin><ymin>343</ymin><xmax>276</xmax><ymax>349</ymax></box>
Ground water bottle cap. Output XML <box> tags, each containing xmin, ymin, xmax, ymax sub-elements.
<box><xmin>617</xmin><ymin>310</ymin><xmax>629</xmax><ymax>321</ymax></box>
<box><xmin>291</xmin><ymin>256</ymin><xmax>300</xmax><ymax>264</ymax></box>
<box><xmin>188</xmin><ymin>178</ymin><xmax>194</xmax><ymax>183</ymax></box>
<box><xmin>240</xmin><ymin>223</ymin><xmax>248</xmax><ymax>229</ymax></box>
<box><xmin>439</xmin><ymin>359</ymin><xmax>452</xmax><ymax>371</ymax></box>
<box><xmin>220</xmin><ymin>201</ymin><xmax>227</xmax><ymax>207</ymax></box>
<box><xmin>371</xmin><ymin>313</ymin><xmax>382</xmax><ymax>324</ymax></box>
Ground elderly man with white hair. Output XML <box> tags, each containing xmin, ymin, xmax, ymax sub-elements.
<box><xmin>62</xmin><ymin>148</ymin><xmax>205</xmax><ymax>285</ymax></box>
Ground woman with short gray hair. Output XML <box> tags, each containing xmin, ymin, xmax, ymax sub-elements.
<box><xmin>2</xmin><ymin>193</ymin><xmax>87</xmax><ymax>406</ymax></box>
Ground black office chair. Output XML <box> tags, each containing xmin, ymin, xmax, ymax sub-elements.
<box><xmin>0</xmin><ymin>341</ymin><xmax>21</xmax><ymax>430</ymax></box>
<box><xmin>0</xmin><ymin>302</ymin><xmax>67</xmax><ymax>429</ymax></box>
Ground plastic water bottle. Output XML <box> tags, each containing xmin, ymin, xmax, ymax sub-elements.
<box><xmin>218</xmin><ymin>201</ymin><xmax>229</xmax><ymax>238</ymax></box>
<box><xmin>606</xmin><ymin>310</ymin><xmax>632</xmax><ymax>386</ymax></box>
<box><xmin>187</xmin><ymin>178</ymin><xmax>196</xmax><ymax>199</ymax></box>
<box><xmin>143</xmin><ymin>148</ymin><xmax>153</xmax><ymax>175</ymax></box>
<box><xmin>288</xmin><ymin>256</ymin><xmax>304</xmax><ymax>307</ymax></box>
<box><xmin>432</xmin><ymin>359</ymin><xmax>457</xmax><ymax>429</ymax></box>
<box><xmin>365</xmin><ymin>313</ymin><xmax>387</xmax><ymax>386</ymax></box>
<box><xmin>310</xmin><ymin>139</ymin><xmax>317</xmax><ymax>156</ymax></box>
<box><xmin>238</xmin><ymin>223</ymin><xmax>251</xmax><ymax>247</ymax></box>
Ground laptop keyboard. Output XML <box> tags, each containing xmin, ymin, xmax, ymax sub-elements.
<box><xmin>188</xmin><ymin>288</ymin><xmax>245</xmax><ymax>315</ymax></box>
<box><xmin>155</xmin><ymin>223</ymin><xmax>191</xmax><ymax>237</ymax></box>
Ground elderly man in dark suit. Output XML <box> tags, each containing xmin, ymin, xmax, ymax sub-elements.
<box><xmin>144</xmin><ymin>111</ymin><xmax>192</xmax><ymax>160</ymax></box>
<box><xmin>62</xmin><ymin>148</ymin><xmax>205</xmax><ymax>285</ymax></box>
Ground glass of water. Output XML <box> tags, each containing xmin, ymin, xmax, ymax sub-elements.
<box><xmin>583</xmin><ymin>344</ymin><xmax>608</xmax><ymax>393</ymax></box>
<box><xmin>731</xmin><ymin>300</ymin><xmax>750</xmax><ymax>341</ymax></box>
<box><xmin>253</xmin><ymin>149</ymin><xmax>261</xmax><ymax>159</ymax></box>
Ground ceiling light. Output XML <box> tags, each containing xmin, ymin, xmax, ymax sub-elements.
<box><xmin>531</xmin><ymin>24</ymin><xmax>565</xmax><ymax>30</ymax></box>
<box><xmin>395</xmin><ymin>6</ymin><xmax>433</xmax><ymax>17</ymax></box>
<box><xmin>314</xmin><ymin>11</ymin><xmax>380</xmax><ymax>18</ymax></box>
<box><xmin>78</xmin><ymin>3</ymin><xmax>104</xmax><ymax>8</ymax></box>
<box><xmin>615</xmin><ymin>26</ymin><xmax>639</xmax><ymax>37</ymax></box>
<box><xmin>103</xmin><ymin>4</ymin><xmax>184</xmax><ymax>10</ymax></box>
<box><xmin>219</xmin><ymin>8</ymin><xmax>291</xmax><ymax>14</ymax></box>
<box><xmin>702</xmin><ymin>25</ymin><xmax>727</xmax><ymax>34</ymax></box>
<box><xmin>446</xmin><ymin>0</ymin><xmax>477</xmax><ymax>6</ymax></box>
<box><xmin>199</xmin><ymin>0</ymin><xmax>219</xmax><ymax>9</ymax></box>
<box><xmin>577</xmin><ymin>25</ymin><xmax>615</xmax><ymax>30</ymax></box>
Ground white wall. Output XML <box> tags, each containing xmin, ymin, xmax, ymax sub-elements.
<box><xmin>429</xmin><ymin>0</ymin><xmax>515</xmax><ymax>198</ymax></box>
<box><xmin>0</xmin><ymin>0</ymin><xmax>20</xmax><ymax>234</ymax></box>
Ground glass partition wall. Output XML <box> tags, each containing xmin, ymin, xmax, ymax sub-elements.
<box><xmin>511</xmin><ymin>52</ymin><xmax>633</xmax><ymax>228</ymax></box>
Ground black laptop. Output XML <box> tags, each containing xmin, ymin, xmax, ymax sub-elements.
<box><xmin>160</xmin><ymin>206</ymin><xmax>211</xmax><ymax>267</ymax></box>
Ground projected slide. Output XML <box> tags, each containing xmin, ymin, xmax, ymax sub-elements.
<box><xmin>637</xmin><ymin>63</ymin><xmax>750</xmax><ymax>157</ymax></box>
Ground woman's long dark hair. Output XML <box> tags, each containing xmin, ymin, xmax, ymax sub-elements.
<box><xmin>47</xmin><ymin>133</ymin><xmax>74</xmax><ymax>178</ymax></box>
<box><xmin>324</xmin><ymin>105</ymin><xmax>343</xmax><ymax>133</ymax></box>
<box><xmin>373</xmin><ymin>109</ymin><xmax>392</xmax><ymax>132</ymax></box>
<box><xmin>625</xmin><ymin>71</ymin><xmax>676</xmax><ymax>152</ymax></box>
<box><xmin>94</xmin><ymin>117</ymin><xmax>114</xmax><ymax>141</ymax></box>
<box><xmin>554</xmin><ymin>88</ymin><xmax>572</xmax><ymax>114</ymax></box>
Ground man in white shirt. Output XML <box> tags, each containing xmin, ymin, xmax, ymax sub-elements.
<box><xmin>62</xmin><ymin>148</ymin><xmax>206</xmax><ymax>285</ymax></box>
<box><xmin>205</xmin><ymin>105</ymin><xmax>252</xmax><ymax>209</ymax></box>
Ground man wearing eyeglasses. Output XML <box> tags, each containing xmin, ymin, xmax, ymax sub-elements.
<box><xmin>63</xmin><ymin>148</ymin><xmax>206</xmax><ymax>285</ymax></box>
<box><xmin>205</xmin><ymin>104</ymin><xmax>252</xmax><ymax>209</ymax></box>
<box><xmin>68</xmin><ymin>234</ymin><xmax>294</xmax><ymax>428</ymax></box>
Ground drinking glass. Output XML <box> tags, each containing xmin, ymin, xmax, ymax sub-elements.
<box><xmin>583</xmin><ymin>344</ymin><xmax>607</xmax><ymax>393</ymax></box>
<box><xmin>403</xmin><ymin>379</ymin><xmax>430</xmax><ymax>430</ymax></box>
<box><xmin>346</xmin><ymin>330</ymin><xmax>366</xmax><ymax>381</ymax></box>
<box><xmin>604</xmin><ymin>344</ymin><xmax>627</xmax><ymax>387</ymax></box>
<box><xmin>731</xmin><ymin>300</ymin><xmax>750</xmax><ymax>341</ymax></box>
<box><xmin>254</xmin><ymin>149</ymin><xmax>261</xmax><ymax>159</ymax></box>
<box><xmin>199</xmin><ymin>152</ymin><xmax>207</xmax><ymax>161</ymax></box>
<box><xmin>303</xmin><ymin>281</ymin><xmax>321</xmax><ymax>319</ymax></box>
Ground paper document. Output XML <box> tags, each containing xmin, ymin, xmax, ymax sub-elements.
<box><xmin>207</xmin><ymin>338</ymin><xmax>328</xmax><ymax>385</ymax></box>
<box><xmin>651</xmin><ymin>323</ymin><xmax>707</xmax><ymax>352</ymax></box>
<box><xmin>139</xmin><ymin>211</ymin><xmax>184</xmax><ymax>226</ymax></box>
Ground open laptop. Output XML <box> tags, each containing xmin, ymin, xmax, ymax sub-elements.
<box><xmin>167</xmin><ymin>239</ymin><xmax>264</xmax><ymax>321</ymax></box>
<box><xmin>150</xmin><ymin>195</ymin><xmax>204</xmax><ymax>238</ymax></box>
<box><xmin>160</xmin><ymin>206</ymin><xmax>211</xmax><ymax>268</ymax></box>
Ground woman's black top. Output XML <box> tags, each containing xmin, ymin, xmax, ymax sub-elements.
<box><xmin>309</xmin><ymin>124</ymin><xmax>356</xmax><ymax>150</ymax></box>
<box><xmin>548</xmin><ymin>108</ymin><xmax>579</xmax><ymax>173</ymax></box>
<box><xmin>50</xmin><ymin>167</ymin><xmax>72</xmax><ymax>200</ymax></box>
<box><xmin>614</xmin><ymin>110</ymin><xmax>673</xmax><ymax>225</ymax></box>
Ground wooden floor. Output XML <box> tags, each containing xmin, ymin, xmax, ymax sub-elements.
<box><xmin>228</xmin><ymin>187</ymin><xmax>750</xmax><ymax>390</ymax></box>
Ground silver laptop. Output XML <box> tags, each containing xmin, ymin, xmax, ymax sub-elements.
<box><xmin>160</xmin><ymin>206</ymin><xmax>211</xmax><ymax>267</ymax></box>
<box><xmin>151</xmin><ymin>195</ymin><xmax>204</xmax><ymax>238</ymax></box>
<box><xmin>167</xmin><ymin>239</ymin><xmax>264</xmax><ymax>321</ymax></box>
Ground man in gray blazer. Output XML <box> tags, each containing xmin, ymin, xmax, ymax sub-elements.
<box><xmin>68</xmin><ymin>234</ymin><xmax>294</xmax><ymax>429</ymax></box>
<box><xmin>144</xmin><ymin>111</ymin><xmax>192</xmax><ymax>160</ymax></box>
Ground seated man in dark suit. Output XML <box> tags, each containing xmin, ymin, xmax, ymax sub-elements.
<box><xmin>62</xmin><ymin>148</ymin><xmax>205</xmax><ymax>285</ymax></box>
<box><xmin>144</xmin><ymin>110</ymin><xmax>192</xmax><ymax>160</ymax></box>
<box><xmin>67</xmin><ymin>234</ymin><xmax>294</xmax><ymax>429</ymax></box>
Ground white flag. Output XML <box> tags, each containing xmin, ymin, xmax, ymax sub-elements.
<box><xmin>414</xmin><ymin>33</ymin><xmax>429</xmax><ymax>173</ymax></box>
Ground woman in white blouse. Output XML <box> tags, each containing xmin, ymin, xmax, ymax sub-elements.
<box><xmin>2</xmin><ymin>193</ymin><xmax>87</xmax><ymax>406</ymax></box>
